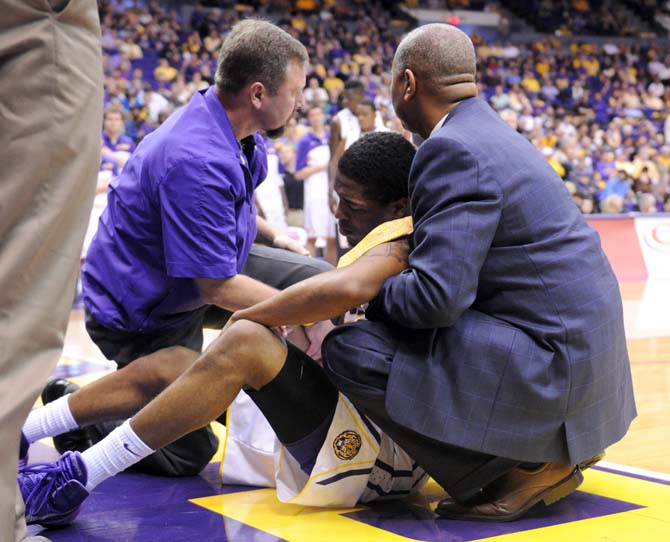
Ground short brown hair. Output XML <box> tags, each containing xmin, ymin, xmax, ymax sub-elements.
<box><xmin>103</xmin><ymin>105</ymin><xmax>125</xmax><ymax>121</ymax></box>
<box><xmin>215</xmin><ymin>20</ymin><xmax>308</xmax><ymax>96</ymax></box>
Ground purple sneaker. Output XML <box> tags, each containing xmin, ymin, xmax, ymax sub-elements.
<box><xmin>18</xmin><ymin>451</ymin><xmax>89</xmax><ymax>527</ymax></box>
<box><xmin>19</xmin><ymin>432</ymin><xmax>29</xmax><ymax>471</ymax></box>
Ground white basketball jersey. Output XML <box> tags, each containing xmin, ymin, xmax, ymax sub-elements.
<box><xmin>220</xmin><ymin>391</ymin><xmax>427</xmax><ymax>507</ymax></box>
<box><xmin>335</xmin><ymin>108</ymin><xmax>360</xmax><ymax>144</ymax></box>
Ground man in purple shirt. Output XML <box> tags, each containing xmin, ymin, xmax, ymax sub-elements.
<box><xmin>100</xmin><ymin>105</ymin><xmax>135</xmax><ymax>172</ymax></box>
<box><xmin>67</xmin><ymin>20</ymin><xmax>331</xmax><ymax>477</ymax></box>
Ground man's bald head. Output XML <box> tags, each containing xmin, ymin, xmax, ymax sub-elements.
<box><xmin>393</xmin><ymin>24</ymin><xmax>476</xmax><ymax>98</ymax></box>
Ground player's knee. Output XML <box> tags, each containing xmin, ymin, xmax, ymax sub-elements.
<box><xmin>132</xmin><ymin>346</ymin><xmax>196</xmax><ymax>391</ymax></box>
<box><xmin>205</xmin><ymin>320</ymin><xmax>275</xmax><ymax>378</ymax></box>
<box><xmin>151</xmin><ymin>346</ymin><xmax>199</xmax><ymax>387</ymax></box>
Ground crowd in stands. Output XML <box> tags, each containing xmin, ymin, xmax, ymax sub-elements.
<box><xmin>477</xmin><ymin>34</ymin><xmax>670</xmax><ymax>214</ymax></box>
<box><xmin>98</xmin><ymin>0</ymin><xmax>670</xmax><ymax>218</ymax></box>
<box><xmin>504</xmin><ymin>0</ymin><xmax>648</xmax><ymax>37</ymax></box>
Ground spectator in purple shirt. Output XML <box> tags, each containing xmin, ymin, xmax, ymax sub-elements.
<box><xmin>53</xmin><ymin>20</ymin><xmax>332</xmax><ymax>479</ymax></box>
<box><xmin>101</xmin><ymin>105</ymin><xmax>136</xmax><ymax>171</ymax></box>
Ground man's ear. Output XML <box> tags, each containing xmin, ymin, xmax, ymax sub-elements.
<box><xmin>249</xmin><ymin>81</ymin><xmax>265</xmax><ymax>109</ymax></box>
<box><xmin>403</xmin><ymin>69</ymin><xmax>417</xmax><ymax>102</ymax></box>
<box><xmin>391</xmin><ymin>196</ymin><xmax>409</xmax><ymax>219</ymax></box>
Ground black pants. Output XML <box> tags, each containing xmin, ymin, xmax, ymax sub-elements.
<box><xmin>322</xmin><ymin>321</ymin><xmax>519</xmax><ymax>503</ymax></box>
<box><xmin>85</xmin><ymin>244</ymin><xmax>334</xmax><ymax>477</ymax></box>
<box><xmin>246</xmin><ymin>341</ymin><xmax>338</xmax><ymax>473</ymax></box>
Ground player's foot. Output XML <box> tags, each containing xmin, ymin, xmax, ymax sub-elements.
<box><xmin>41</xmin><ymin>379</ymin><xmax>93</xmax><ymax>454</ymax></box>
<box><xmin>19</xmin><ymin>451</ymin><xmax>89</xmax><ymax>527</ymax></box>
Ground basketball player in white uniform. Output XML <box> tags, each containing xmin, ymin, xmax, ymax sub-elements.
<box><xmin>295</xmin><ymin>106</ymin><xmax>336</xmax><ymax>262</ymax></box>
<box><xmin>255</xmin><ymin>136</ymin><xmax>290</xmax><ymax>233</ymax></box>
<box><xmin>220</xmin><ymin>131</ymin><xmax>428</xmax><ymax>506</ymax></box>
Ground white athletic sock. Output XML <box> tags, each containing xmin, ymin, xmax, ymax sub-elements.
<box><xmin>81</xmin><ymin>420</ymin><xmax>154</xmax><ymax>491</ymax></box>
<box><xmin>22</xmin><ymin>395</ymin><xmax>79</xmax><ymax>443</ymax></box>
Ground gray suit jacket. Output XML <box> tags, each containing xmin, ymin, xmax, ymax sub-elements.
<box><xmin>367</xmin><ymin>97</ymin><xmax>636</xmax><ymax>463</ymax></box>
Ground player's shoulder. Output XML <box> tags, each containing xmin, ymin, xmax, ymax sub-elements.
<box><xmin>360</xmin><ymin>237</ymin><xmax>409</xmax><ymax>261</ymax></box>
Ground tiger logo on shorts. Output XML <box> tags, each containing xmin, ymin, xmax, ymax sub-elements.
<box><xmin>333</xmin><ymin>430</ymin><xmax>362</xmax><ymax>460</ymax></box>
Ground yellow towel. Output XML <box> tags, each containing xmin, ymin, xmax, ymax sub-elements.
<box><xmin>337</xmin><ymin>216</ymin><xmax>413</xmax><ymax>269</ymax></box>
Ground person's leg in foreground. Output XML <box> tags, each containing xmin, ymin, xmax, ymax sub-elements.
<box><xmin>0</xmin><ymin>1</ymin><xmax>102</xmax><ymax>540</ymax></box>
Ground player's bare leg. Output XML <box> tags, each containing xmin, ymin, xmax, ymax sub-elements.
<box><xmin>131</xmin><ymin>320</ymin><xmax>287</xmax><ymax>449</ymax></box>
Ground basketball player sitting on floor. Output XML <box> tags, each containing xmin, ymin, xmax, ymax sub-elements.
<box><xmin>19</xmin><ymin>132</ymin><xmax>427</xmax><ymax>528</ymax></box>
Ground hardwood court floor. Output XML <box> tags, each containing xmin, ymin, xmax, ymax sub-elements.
<box><xmin>26</xmin><ymin>279</ymin><xmax>670</xmax><ymax>541</ymax></box>
<box><xmin>608</xmin><ymin>281</ymin><xmax>670</xmax><ymax>473</ymax></box>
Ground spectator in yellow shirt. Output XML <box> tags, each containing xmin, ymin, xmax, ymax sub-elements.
<box><xmin>153</xmin><ymin>58</ymin><xmax>178</xmax><ymax>85</ymax></box>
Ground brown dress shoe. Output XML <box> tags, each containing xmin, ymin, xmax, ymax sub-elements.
<box><xmin>436</xmin><ymin>462</ymin><xmax>583</xmax><ymax>522</ymax></box>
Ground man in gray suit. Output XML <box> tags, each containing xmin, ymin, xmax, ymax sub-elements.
<box><xmin>322</xmin><ymin>24</ymin><xmax>636</xmax><ymax>521</ymax></box>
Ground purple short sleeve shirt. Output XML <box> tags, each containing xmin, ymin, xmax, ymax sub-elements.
<box><xmin>295</xmin><ymin>132</ymin><xmax>329</xmax><ymax>171</ymax></box>
<box><xmin>102</xmin><ymin>132</ymin><xmax>136</xmax><ymax>154</ymax></box>
<box><xmin>82</xmin><ymin>87</ymin><xmax>268</xmax><ymax>332</ymax></box>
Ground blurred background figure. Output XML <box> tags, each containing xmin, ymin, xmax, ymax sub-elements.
<box><xmin>295</xmin><ymin>105</ymin><xmax>336</xmax><ymax>263</ymax></box>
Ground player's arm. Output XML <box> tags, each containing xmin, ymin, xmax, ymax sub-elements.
<box><xmin>327</xmin><ymin>118</ymin><xmax>342</xmax><ymax>211</ymax></box>
<box><xmin>255</xmin><ymin>213</ymin><xmax>279</xmax><ymax>245</ymax></box>
<box><xmin>254</xmin><ymin>195</ymin><xmax>267</xmax><ymax>221</ymax></box>
<box><xmin>101</xmin><ymin>145</ymin><xmax>123</xmax><ymax>167</ymax></box>
<box><xmin>294</xmin><ymin>136</ymin><xmax>327</xmax><ymax>180</ymax></box>
<box><xmin>230</xmin><ymin>239</ymin><xmax>409</xmax><ymax>327</ymax></box>
<box><xmin>294</xmin><ymin>162</ymin><xmax>327</xmax><ymax>180</ymax></box>
<box><xmin>328</xmin><ymin>117</ymin><xmax>342</xmax><ymax>160</ymax></box>
<box><xmin>279</xmin><ymin>185</ymin><xmax>290</xmax><ymax>219</ymax></box>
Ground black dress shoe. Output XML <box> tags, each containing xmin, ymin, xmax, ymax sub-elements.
<box><xmin>41</xmin><ymin>379</ymin><xmax>94</xmax><ymax>454</ymax></box>
<box><xmin>436</xmin><ymin>463</ymin><xmax>583</xmax><ymax>522</ymax></box>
